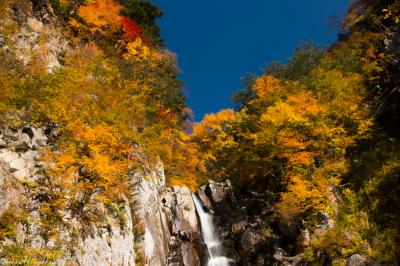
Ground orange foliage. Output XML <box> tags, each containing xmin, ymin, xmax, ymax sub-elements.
<box><xmin>252</xmin><ymin>75</ymin><xmax>282</xmax><ymax>99</ymax></box>
<box><xmin>70</xmin><ymin>0</ymin><xmax>144</xmax><ymax>41</ymax></box>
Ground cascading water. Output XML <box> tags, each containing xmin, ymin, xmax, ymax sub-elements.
<box><xmin>192</xmin><ymin>194</ymin><xmax>233</xmax><ymax>266</ymax></box>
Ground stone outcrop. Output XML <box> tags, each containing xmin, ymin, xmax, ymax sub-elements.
<box><xmin>72</xmin><ymin>201</ymin><xmax>135</xmax><ymax>266</ymax></box>
<box><xmin>134</xmin><ymin>163</ymin><xmax>171</xmax><ymax>265</ymax></box>
<box><xmin>0</xmin><ymin>126</ymin><xmax>137</xmax><ymax>265</ymax></box>
<box><xmin>0</xmin><ymin>0</ymin><xmax>69</xmax><ymax>71</ymax></box>
<box><xmin>134</xmin><ymin>163</ymin><xmax>202</xmax><ymax>266</ymax></box>
<box><xmin>194</xmin><ymin>181</ymin><xmax>280</xmax><ymax>266</ymax></box>
<box><xmin>0</xmin><ymin>124</ymin><xmax>204</xmax><ymax>266</ymax></box>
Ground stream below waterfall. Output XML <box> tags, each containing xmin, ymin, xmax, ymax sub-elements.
<box><xmin>192</xmin><ymin>194</ymin><xmax>234</xmax><ymax>266</ymax></box>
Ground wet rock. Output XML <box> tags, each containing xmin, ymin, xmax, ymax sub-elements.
<box><xmin>195</xmin><ymin>187</ymin><xmax>212</xmax><ymax>211</ymax></box>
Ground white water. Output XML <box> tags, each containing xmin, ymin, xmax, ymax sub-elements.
<box><xmin>192</xmin><ymin>194</ymin><xmax>233</xmax><ymax>266</ymax></box>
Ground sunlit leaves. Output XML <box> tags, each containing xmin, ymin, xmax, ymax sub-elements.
<box><xmin>69</xmin><ymin>0</ymin><xmax>144</xmax><ymax>41</ymax></box>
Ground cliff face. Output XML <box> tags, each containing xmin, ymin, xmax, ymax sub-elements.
<box><xmin>0</xmin><ymin>123</ymin><xmax>360</xmax><ymax>266</ymax></box>
<box><xmin>0</xmin><ymin>125</ymin><xmax>136</xmax><ymax>265</ymax></box>
<box><xmin>135</xmin><ymin>168</ymin><xmax>202</xmax><ymax>266</ymax></box>
<box><xmin>0</xmin><ymin>1</ymin><xmax>203</xmax><ymax>263</ymax></box>
<box><xmin>0</xmin><ymin>0</ymin><xmax>68</xmax><ymax>71</ymax></box>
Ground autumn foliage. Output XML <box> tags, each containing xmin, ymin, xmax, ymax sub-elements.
<box><xmin>1</xmin><ymin>0</ymin><xmax>400</xmax><ymax>263</ymax></box>
<box><xmin>69</xmin><ymin>0</ymin><xmax>145</xmax><ymax>42</ymax></box>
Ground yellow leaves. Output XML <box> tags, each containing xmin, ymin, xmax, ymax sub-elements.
<box><xmin>261</xmin><ymin>91</ymin><xmax>325</xmax><ymax>127</ymax></box>
<box><xmin>383</xmin><ymin>7</ymin><xmax>400</xmax><ymax>24</ymax></box>
<box><xmin>277</xmin><ymin>174</ymin><xmax>332</xmax><ymax>220</ymax></box>
<box><xmin>44</xmin><ymin>120</ymin><xmax>131</xmax><ymax>200</ymax></box>
<box><xmin>158</xmin><ymin>128</ymin><xmax>204</xmax><ymax>191</ymax></box>
<box><xmin>71</xmin><ymin>0</ymin><xmax>122</xmax><ymax>35</ymax></box>
<box><xmin>0</xmin><ymin>69</ymin><xmax>15</xmax><ymax>118</ymax></box>
<box><xmin>123</xmin><ymin>38</ymin><xmax>156</xmax><ymax>62</ymax></box>
<box><xmin>286</xmin><ymin>151</ymin><xmax>316</xmax><ymax>166</ymax></box>
<box><xmin>192</xmin><ymin>109</ymin><xmax>236</xmax><ymax>137</ymax></box>
<box><xmin>229</xmin><ymin>70</ymin><xmax>373</xmax><ymax>222</ymax></box>
<box><xmin>252</xmin><ymin>75</ymin><xmax>282</xmax><ymax>98</ymax></box>
<box><xmin>192</xmin><ymin>109</ymin><xmax>238</xmax><ymax>160</ymax></box>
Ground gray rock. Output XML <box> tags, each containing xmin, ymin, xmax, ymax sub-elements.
<box><xmin>74</xmin><ymin>210</ymin><xmax>135</xmax><ymax>266</ymax></box>
<box><xmin>174</xmin><ymin>185</ymin><xmax>198</xmax><ymax>233</ymax></box>
<box><xmin>273</xmin><ymin>248</ymin><xmax>301</xmax><ymax>266</ymax></box>
<box><xmin>346</xmin><ymin>254</ymin><xmax>367</xmax><ymax>266</ymax></box>
<box><xmin>31</xmin><ymin>127</ymin><xmax>47</xmax><ymax>147</ymax></box>
<box><xmin>240</xmin><ymin>229</ymin><xmax>260</xmax><ymax>253</ymax></box>
<box><xmin>205</xmin><ymin>179</ymin><xmax>232</xmax><ymax>204</ymax></box>
<box><xmin>196</xmin><ymin>187</ymin><xmax>212</xmax><ymax>211</ymax></box>
<box><xmin>12</xmin><ymin>168</ymin><xmax>30</xmax><ymax>180</ymax></box>
<box><xmin>9</xmin><ymin>158</ymin><xmax>27</xmax><ymax>171</ymax></box>
<box><xmin>21</xmin><ymin>150</ymin><xmax>36</xmax><ymax>168</ymax></box>
<box><xmin>0</xmin><ymin>149</ymin><xmax>19</xmax><ymax>163</ymax></box>
<box><xmin>135</xmin><ymin>163</ymin><xmax>171</xmax><ymax>266</ymax></box>
<box><xmin>181</xmin><ymin>242</ymin><xmax>200</xmax><ymax>266</ymax></box>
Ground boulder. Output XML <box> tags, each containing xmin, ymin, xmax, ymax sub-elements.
<box><xmin>12</xmin><ymin>168</ymin><xmax>30</xmax><ymax>180</ymax></box>
<box><xmin>173</xmin><ymin>186</ymin><xmax>198</xmax><ymax>234</ymax></box>
<box><xmin>204</xmin><ymin>179</ymin><xmax>233</xmax><ymax>204</ymax></box>
<box><xmin>346</xmin><ymin>254</ymin><xmax>367</xmax><ymax>266</ymax></box>
<box><xmin>9</xmin><ymin>158</ymin><xmax>27</xmax><ymax>171</ymax></box>
<box><xmin>195</xmin><ymin>187</ymin><xmax>212</xmax><ymax>211</ymax></box>
<box><xmin>181</xmin><ymin>242</ymin><xmax>200</xmax><ymax>266</ymax></box>
<box><xmin>0</xmin><ymin>149</ymin><xmax>19</xmax><ymax>163</ymax></box>
<box><xmin>240</xmin><ymin>229</ymin><xmax>261</xmax><ymax>253</ymax></box>
<box><xmin>273</xmin><ymin>248</ymin><xmax>301</xmax><ymax>266</ymax></box>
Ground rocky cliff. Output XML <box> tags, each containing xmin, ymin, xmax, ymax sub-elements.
<box><xmin>0</xmin><ymin>123</ymin><xmax>374</xmax><ymax>266</ymax></box>
<box><xmin>0</xmin><ymin>125</ymin><xmax>136</xmax><ymax>265</ymax></box>
<box><xmin>0</xmin><ymin>124</ymin><xmax>202</xmax><ymax>265</ymax></box>
<box><xmin>0</xmin><ymin>0</ymin><xmax>203</xmax><ymax>263</ymax></box>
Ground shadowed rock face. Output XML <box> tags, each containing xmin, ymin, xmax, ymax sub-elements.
<box><xmin>193</xmin><ymin>180</ymin><xmax>296</xmax><ymax>266</ymax></box>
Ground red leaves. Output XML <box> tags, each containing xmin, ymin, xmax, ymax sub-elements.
<box><xmin>73</xmin><ymin>0</ymin><xmax>145</xmax><ymax>42</ymax></box>
<box><xmin>120</xmin><ymin>17</ymin><xmax>144</xmax><ymax>41</ymax></box>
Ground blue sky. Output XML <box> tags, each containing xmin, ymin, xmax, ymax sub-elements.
<box><xmin>152</xmin><ymin>0</ymin><xmax>350</xmax><ymax>121</ymax></box>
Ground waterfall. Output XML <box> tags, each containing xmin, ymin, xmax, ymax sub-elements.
<box><xmin>192</xmin><ymin>194</ymin><xmax>233</xmax><ymax>266</ymax></box>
